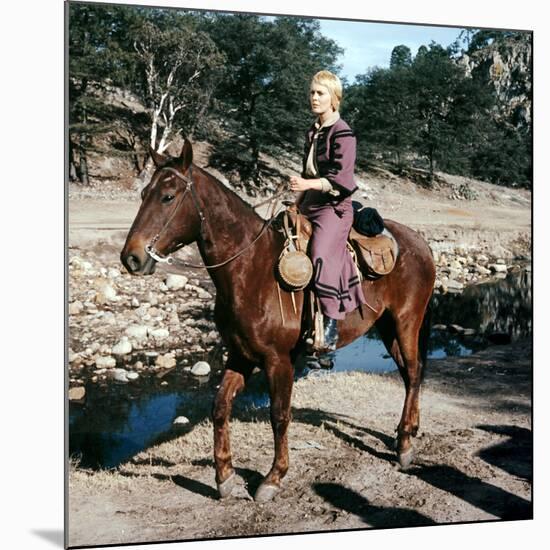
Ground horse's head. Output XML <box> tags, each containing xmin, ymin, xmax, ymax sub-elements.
<box><xmin>120</xmin><ymin>139</ymin><xmax>201</xmax><ymax>275</ymax></box>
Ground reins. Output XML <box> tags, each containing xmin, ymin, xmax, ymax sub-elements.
<box><xmin>145</xmin><ymin>166</ymin><xmax>288</xmax><ymax>271</ymax></box>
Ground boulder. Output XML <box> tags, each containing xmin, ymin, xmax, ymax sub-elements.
<box><xmin>173</xmin><ymin>416</ymin><xmax>190</xmax><ymax>426</ymax></box>
<box><xmin>68</xmin><ymin>386</ymin><xmax>86</xmax><ymax>402</ymax></box>
<box><xmin>112</xmin><ymin>338</ymin><xmax>133</xmax><ymax>355</ymax></box>
<box><xmin>125</xmin><ymin>325</ymin><xmax>149</xmax><ymax>340</ymax></box>
<box><xmin>489</xmin><ymin>263</ymin><xmax>508</xmax><ymax>273</ymax></box>
<box><xmin>191</xmin><ymin>361</ymin><xmax>211</xmax><ymax>376</ymax></box>
<box><xmin>165</xmin><ymin>274</ymin><xmax>188</xmax><ymax>291</ymax></box>
<box><xmin>95</xmin><ymin>356</ymin><xmax>116</xmax><ymax>369</ymax></box>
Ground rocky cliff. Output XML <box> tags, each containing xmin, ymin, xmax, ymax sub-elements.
<box><xmin>457</xmin><ymin>33</ymin><xmax>532</xmax><ymax>129</ymax></box>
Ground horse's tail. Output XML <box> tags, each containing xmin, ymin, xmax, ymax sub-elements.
<box><xmin>418</xmin><ymin>294</ymin><xmax>433</xmax><ymax>382</ymax></box>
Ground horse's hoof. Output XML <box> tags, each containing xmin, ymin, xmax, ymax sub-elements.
<box><xmin>398</xmin><ymin>447</ymin><xmax>415</xmax><ymax>470</ymax></box>
<box><xmin>217</xmin><ymin>471</ymin><xmax>236</xmax><ymax>499</ymax></box>
<box><xmin>254</xmin><ymin>482</ymin><xmax>280</xmax><ymax>503</ymax></box>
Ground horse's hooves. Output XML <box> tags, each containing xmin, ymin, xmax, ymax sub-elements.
<box><xmin>398</xmin><ymin>448</ymin><xmax>415</xmax><ymax>470</ymax></box>
<box><xmin>217</xmin><ymin>471</ymin><xmax>236</xmax><ymax>499</ymax></box>
<box><xmin>254</xmin><ymin>482</ymin><xmax>280</xmax><ymax>503</ymax></box>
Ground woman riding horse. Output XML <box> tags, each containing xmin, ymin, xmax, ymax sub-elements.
<box><xmin>290</xmin><ymin>70</ymin><xmax>366</xmax><ymax>351</ymax></box>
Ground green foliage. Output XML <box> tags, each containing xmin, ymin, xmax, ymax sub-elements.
<box><xmin>68</xmin><ymin>5</ymin><xmax>531</xmax><ymax>189</ymax></box>
<box><xmin>201</xmin><ymin>14</ymin><xmax>343</xmax><ymax>190</ymax></box>
<box><xmin>390</xmin><ymin>45</ymin><xmax>412</xmax><ymax>69</ymax></box>
<box><xmin>347</xmin><ymin>35</ymin><xmax>530</xmax><ymax>187</ymax></box>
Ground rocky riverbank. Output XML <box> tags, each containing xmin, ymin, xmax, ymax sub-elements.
<box><xmin>68</xmin><ymin>237</ymin><xmax>531</xmax><ymax>402</ymax></box>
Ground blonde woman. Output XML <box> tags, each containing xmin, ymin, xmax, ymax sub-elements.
<box><xmin>290</xmin><ymin>70</ymin><xmax>366</xmax><ymax>351</ymax></box>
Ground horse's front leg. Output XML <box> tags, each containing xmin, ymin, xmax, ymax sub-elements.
<box><xmin>255</xmin><ymin>353</ymin><xmax>294</xmax><ymax>503</ymax></box>
<box><xmin>213</xmin><ymin>356</ymin><xmax>252</xmax><ymax>498</ymax></box>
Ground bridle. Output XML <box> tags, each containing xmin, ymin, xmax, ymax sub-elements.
<box><xmin>144</xmin><ymin>165</ymin><xmax>286</xmax><ymax>270</ymax></box>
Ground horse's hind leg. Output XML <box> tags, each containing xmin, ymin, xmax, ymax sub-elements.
<box><xmin>254</xmin><ymin>352</ymin><xmax>294</xmax><ymax>503</ymax></box>
<box><xmin>213</xmin><ymin>354</ymin><xmax>253</xmax><ymax>498</ymax></box>
<box><xmin>376</xmin><ymin>311</ymin><xmax>422</xmax><ymax>469</ymax></box>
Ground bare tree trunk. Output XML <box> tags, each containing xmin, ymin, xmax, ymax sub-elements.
<box><xmin>76</xmin><ymin>82</ymin><xmax>90</xmax><ymax>185</ymax></box>
<box><xmin>78</xmin><ymin>132</ymin><xmax>90</xmax><ymax>186</ymax></box>
<box><xmin>428</xmin><ymin>146</ymin><xmax>434</xmax><ymax>187</ymax></box>
<box><xmin>68</xmin><ymin>138</ymin><xmax>78</xmax><ymax>181</ymax></box>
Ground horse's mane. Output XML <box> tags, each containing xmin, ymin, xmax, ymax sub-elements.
<box><xmin>192</xmin><ymin>163</ymin><xmax>279</xmax><ymax>225</ymax></box>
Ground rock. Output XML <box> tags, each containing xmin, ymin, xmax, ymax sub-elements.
<box><xmin>126</xmin><ymin>372</ymin><xmax>139</xmax><ymax>381</ymax></box>
<box><xmin>70</xmin><ymin>257</ymin><xmax>94</xmax><ymax>272</ymax></box>
<box><xmin>165</xmin><ymin>274</ymin><xmax>188</xmax><ymax>290</ymax></box>
<box><xmin>107</xmin><ymin>268</ymin><xmax>121</xmax><ymax>279</ymax></box>
<box><xmin>204</xmin><ymin>330</ymin><xmax>218</xmax><ymax>344</ymax></box>
<box><xmin>111</xmin><ymin>368</ymin><xmax>129</xmax><ymax>383</ymax></box>
<box><xmin>476</xmin><ymin>254</ymin><xmax>489</xmax><ymax>263</ymax></box>
<box><xmin>135</xmin><ymin>304</ymin><xmax>150</xmax><ymax>318</ymax></box>
<box><xmin>69</xmin><ymin>301</ymin><xmax>84</xmax><ymax>315</ymax></box>
<box><xmin>448</xmin><ymin>268</ymin><xmax>462</xmax><ymax>280</ymax></box>
<box><xmin>168</xmin><ymin>312</ymin><xmax>181</xmax><ymax>326</ymax></box>
<box><xmin>198</xmin><ymin>290</ymin><xmax>213</xmax><ymax>300</ymax></box>
<box><xmin>68</xmin><ymin>386</ymin><xmax>86</xmax><ymax>402</ymax></box>
<box><xmin>149</xmin><ymin>328</ymin><xmax>169</xmax><ymax>340</ymax></box>
<box><xmin>148</xmin><ymin>307</ymin><xmax>161</xmax><ymax>318</ymax></box>
<box><xmin>112</xmin><ymin>338</ymin><xmax>133</xmax><ymax>355</ymax></box>
<box><xmin>489</xmin><ymin>263</ymin><xmax>508</xmax><ymax>273</ymax></box>
<box><xmin>102</xmin><ymin>312</ymin><xmax>116</xmax><ymax>325</ymax></box>
<box><xmin>173</xmin><ymin>416</ymin><xmax>190</xmax><ymax>426</ymax></box>
<box><xmin>476</xmin><ymin>265</ymin><xmax>492</xmax><ymax>276</ymax></box>
<box><xmin>446</xmin><ymin>279</ymin><xmax>464</xmax><ymax>291</ymax></box>
<box><xmin>191</xmin><ymin>361</ymin><xmax>211</xmax><ymax>376</ymax></box>
<box><xmin>156</xmin><ymin>352</ymin><xmax>176</xmax><ymax>369</ymax></box>
<box><xmin>131</xmin><ymin>297</ymin><xmax>140</xmax><ymax>308</ymax></box>
<box><xmin>95</xmin><ymin>356</ymin><xmax>116</xmax><ymax>369</ymax></box>
<box><xmin>97</xmin><ymin>283</ymin><xmax>117</xmax><ymax>302</ymax></box>
<box><xmin>448</xmin><ymin>324</ymin><xmax>464</xmax><ymax>334</ymax></box>
<box><xmin>462</xmin><ymin>328</ymin><xmax>476</xmax><ymax>336</ymax></box>
<box><xmin>432</xmin><ymin>324</ymin><xmax>447</xmax><ymax>331</ymax></box>
<box><xmin>125</xmin><ymin>325</ymin><xmax>149</xmax><ymax>340</ymax></box>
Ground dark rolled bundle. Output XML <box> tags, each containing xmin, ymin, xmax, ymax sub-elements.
<box><xmin>351</xmin><ymin>201</ymin><xmax>384</xmax><ymax>237</ymax></box>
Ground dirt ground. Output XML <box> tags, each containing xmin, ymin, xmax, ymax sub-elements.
<box><xmin>67</xmin><ymin>169</ymin><xmax>532</xmax><ymax>547</ymax></box>
<box><xmin>68</xmin><ymin>340</ymin><xmax>532</xmax><ymax>546</ymax></box>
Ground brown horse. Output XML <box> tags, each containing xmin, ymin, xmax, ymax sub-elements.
<box><xmin>121</xmin><ymin>139</ymin><xmax>436</xmax><ymax>503</ymax></box>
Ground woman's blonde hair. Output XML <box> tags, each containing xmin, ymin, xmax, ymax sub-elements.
<box><xmin>311</xmin><ymin>70</ymin><xmax>343</xmax><ymax>111</ymax></box>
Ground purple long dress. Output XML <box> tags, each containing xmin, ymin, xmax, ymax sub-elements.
<box><xmin>298</xmin><ymin>114</ymin><xmax>366</xmax><ymax>320</ymax></box>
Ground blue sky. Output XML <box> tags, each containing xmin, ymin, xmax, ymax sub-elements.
<box><xmin>316</xmin><ymin>18</ymin><xmax>465</xmax><ymax>81</ymax></box>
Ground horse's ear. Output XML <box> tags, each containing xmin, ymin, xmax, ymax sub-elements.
<box><xmin>149</xmin><ymin>146</ymin><xmax>168</xmax><ymax>168</ymax></box>
<box><xmin>180</xmin><ymin>138</ymin><xmax>193</xmax><ymax>172</ymax></box>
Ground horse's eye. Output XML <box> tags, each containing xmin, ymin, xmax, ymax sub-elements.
<box><xmin>161</xmin><ymin>194</ymin><xmax>175</xmax><ymax>204</ymax></box>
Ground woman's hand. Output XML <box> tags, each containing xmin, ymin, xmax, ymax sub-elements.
<box><xmin>289</xmin><ymin>176</ymin><xmax>313</xmax><ymax>192</ymax></box>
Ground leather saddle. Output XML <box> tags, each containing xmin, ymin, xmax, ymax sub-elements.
<box><xmin>282</xmin><ymin>207</ymin><xmax>399</xmax><ymax>279</ymax></box>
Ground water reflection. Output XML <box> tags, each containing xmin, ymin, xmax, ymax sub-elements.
<box><xmin>431</xmin><ymin>269</ymin><xmax>531</xmax><ymax>342</ymax></box>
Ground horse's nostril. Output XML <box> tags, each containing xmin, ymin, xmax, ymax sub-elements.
<box><xmin>126</xmin><ymin>254</ymin><xmax>141</xmax><ymax>273</ymax></box>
